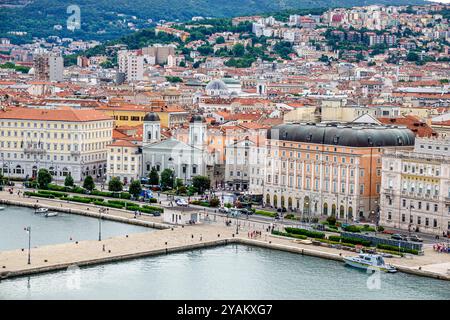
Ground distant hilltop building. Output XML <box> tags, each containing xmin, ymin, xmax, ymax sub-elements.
<box><xmin>117</xmin><ymin>50</ymin><xmax>144</xmax><ymax>82</ymax></box>
<box><xmin>142</xmin><ymin>45</ymin><xmax>176</xmax><ymax>65</ymax></box>
<box><xmin>33</xmin><ymin>53</ymin><xmax>64</xmax><ymax>82</ymax></box>
<box><xmin>155</xmin><ymin>26</ymin><xmax>190</xmax><ymax>42</ymax></box>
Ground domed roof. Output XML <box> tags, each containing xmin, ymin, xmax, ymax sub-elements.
<box><xmin>190</xmin><ymin>115</ymin><xmax>206</xmax><ymax>123</ymax></box>
<box><xmin>206</xmin><ymin>79</ymin><xmax>228</xmax><ymax>91</ymax></box>
<box><xmin>143</xmin><ymin>112</ymin><xmax>160</xmax><ymax>122</ymax></box>
<box><xmin>267</xmin><ymin>123</ymin><xmax>415</xmax><ymax>148</ymax></box>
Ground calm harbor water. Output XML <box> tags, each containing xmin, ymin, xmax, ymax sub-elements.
<box><xmin>1</xmin><ymin>244</ymin><xmax>449</xmax><ymax>300</ymax></box>
<box><xmin>0</xmin><ymin>205</ymin><xmax>151</xmax><ymax>251</ymax></box>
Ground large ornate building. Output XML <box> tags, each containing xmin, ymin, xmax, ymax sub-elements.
<box><xmin>380</xmin><ymin>137</ymin><xmax>450</xmax><ymax>235</ymax></box>
<box><xmin>0</xmin><ymin>107</ymin><xmax>113</xmax><ymax>182</ymax></box>
<box><xmin>141</xmin><ymin>114</ymin><xmax>213</xmax><ymax>185</ymax></box>
<box><xmin>259</xmin><ymin>122</ymin><xmax>415</xmax><ymax>221</ymax></box>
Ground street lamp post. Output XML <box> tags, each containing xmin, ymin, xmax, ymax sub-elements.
<box><xmin>236</xmin><ymin>215</ymin><xmax>239</xmax><ymax>235</ymax></box>
<box><xmin>25</xmin><ymin>226</ymin><xmax>31</xmax><ymax>264</ymax></box>
<box><xmin>408</xmin><ymin>201</ymin><xmax>414</xmax><ymax>235</ymax></box>
<box><xmin>98</xmin><ymin>209</ymin><xmax>102</xmax><ymax>241</ymax></box>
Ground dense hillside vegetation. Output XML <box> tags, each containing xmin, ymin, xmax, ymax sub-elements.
<box><xmin>0</xmin><ymin>0</ymin><xmax>425</xmax><ymax>43</ymax></box>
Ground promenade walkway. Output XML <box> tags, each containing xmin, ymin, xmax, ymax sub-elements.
<box><xmin>1</xmin><ymin>190</ymin><xmax>450</xmax><ymax>281</ymax></box>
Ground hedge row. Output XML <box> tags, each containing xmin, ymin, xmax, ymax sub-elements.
<box><xmin>45</xmin><ymin>184</ymin><xmax>132</xmax><ymax>200</ymax></box>
<box><xmin>24</xmin><ymin>191</ymin><xmax>55</xmax><ymax>199</ymax></box>
<box><xmin>190</xmin><ymin>200</ymin><xmax>210</xmax><ymax>207</ymax></box>
<box><xmin>343</xmin><ymin>225</ymin><xmax>377</xmax><ymax>233</ymax></box>
<box><xmin>255</xmin><ymin>210</ymin><xmax>277</xmax><ymax>218</ymax></box>
<box><xmin>272</xmin><ymin>230</ymin><xmax>307</xmax><ymax>240</ymax></box>
<box><xmin>319</xmin><ymin>238</ymin><xmax>356</xmax><ymax>248</ymax></box>
<box><xmin>330</xmin><ymin>235</ymin><xmax>372</xmax><ymax>247</ymax></box>
<box><xmin>142</xmin><ymin>205</ymin><xmax>164</xmax><ymax>213</ymax></box>
<box><xmin>23</xmin><ymin>192</ymin><xmax>164</xmax><ymax>215</ymax></box>
<box><xmin>377</xmin><ymin>244</ymin><xmax>419</xmax><ymax>255</ymax></box>
<box><xmin>285</xmin><ymin>227</ymin><xmax>325</xmax><ymax>239</ymax></box>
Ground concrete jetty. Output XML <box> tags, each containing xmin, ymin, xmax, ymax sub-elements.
<box><xmin>1</xmin><ymin>192</ymin><xmax>450</xmax><ymax>282</ymax></box>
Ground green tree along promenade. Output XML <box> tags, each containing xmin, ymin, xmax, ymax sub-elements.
<box><xmin>149</xmin><ymin>167</ymin><xmax>159</xmax><ymax>186</ymax></box>
<box><xmin>128</xmin><ymin>180</ymin><xmax>142</xmax><ymax>199</ymax></box>
<box><xmin>160</xmin><ymin>169</ymin><xmax>175</xmax><ymax>191</ymax></box>
<box><xmin>83</xmin><ymin>175</ymin><xmax>95</xmax><ymax>191</ymax></box>
<box><xmin>108</xmin><ymin>177</ymin><xmax>124</xmax><ymax>192</ymax></box>
<box><xmin>37</xmin><ymin>169</ymin><xmax>52</xmax><ymax>189</ymax></box>
<box><xmin>64</xmin><ymin>175</ymin><xmax>74</xmax><ymax>187</ymax></box>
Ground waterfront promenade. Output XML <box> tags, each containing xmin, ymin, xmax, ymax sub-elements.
<box><xmin>1</xmin><ymin>191</ymin><xmax>450</xmax><ymax>281</ymax></box>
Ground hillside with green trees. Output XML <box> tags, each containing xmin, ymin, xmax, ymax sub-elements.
<box><xmin>0</xmin><ymin>0</ymin><xmax>425</xmax><ymax>43</ymax></box>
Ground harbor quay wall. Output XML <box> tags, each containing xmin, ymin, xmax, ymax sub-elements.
<box><xmin>2</xmin><ymin>234</ymin><xmax>449</xmax><ymax>281</ymax></box>
<box><xmin>1</xmin><ymin>238</ymin><xmax>234</xmax><ymax>280</ymax></box>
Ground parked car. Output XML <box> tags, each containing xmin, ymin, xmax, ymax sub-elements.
<box><xmin>391</xmin><ymin>234</ymin><xmax>408</xmax><ymax>241</ymax></box>
<box><xmin>313</xmin><ymin>224</ymin><xmax>326</xmax><ymax>231</ymax></box>
<box><xmin>229</xmin><ymin>209</ymin><xmax>241</xmax><ymax>217</ymax></box>
<box><xmin>175</xmin><ymin>198</ymin><xmax>188</xmax><ymax>207</ymax></box>
<box><xmin>152</xmin><ymin>212</ymin><xmax>161</xmax><ymax>217</ymax></box>
<box><xmin>409</xmin><ymin>234</ymin><xmax>423</xmax><ymax>242</ymax></box>
<box><xmin>239</xmin><ymin>208</ymin><xmax>253</xmax><ymax>216</ymax></box>
<box><xmin>218</xmin><ymin>207</ymin><xmax>230</xmax><ymax>214</ymax></box>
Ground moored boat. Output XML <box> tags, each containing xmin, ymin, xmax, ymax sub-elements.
<box><xmin>44</xmin><ymin>211</ymin><xmax>59</xmax><ymax>217</ymax></box>
<box><xmin>35</xmin><ymin>207</ymin><xmax>49</xmax><ymax>214</ymax></box>
<box><xmin>343</xmin><ymin>253</ymin><xmax>397</xmax><ymax>273</ymax></box>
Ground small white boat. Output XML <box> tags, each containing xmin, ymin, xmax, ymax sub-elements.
<box><xmin>0</xmin><ymin>207</ymin><xmax>5</xmax><ymax>211</ymax></box>
<box><xmin>35</xmin><ymin>207</ymin><xmax>49</xmax><ymax>214</ymax></box>
<box><xmin>343</xmin><ymin>253</ymin><xmax>397</xmax><ymax>273</ymax></box>
<box><xmin>44</xmin><ymin>211</ymin><xmax>59</xmax><ymax>217</ymax></box>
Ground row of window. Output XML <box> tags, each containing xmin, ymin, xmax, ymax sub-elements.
<box><xmin>109</xmin><ymin>156</ymin><xmax>137</xmax><ymax>162</ymax></box>
<box><xmin>110</xmin><ymin>164</ymin><xmax>137</xmax><ymax>172</ymax></box>
<box><xmin>0</xmin><ymin>121</ymin><xmax>111</xmax><ymax>130</ymax></box>
<box><xmin>1</xmin><ymin>141</ymin><xmax>108</xmax><ymax>152</ymax></box>
<box><xmin>266</xmin><ymin>174</ymin><xmax>372</xmax><ymax>195</ymax></box>
<box><xmin>272</xmin><ymin>162</ymin><xmax>375</xmax><ymax>178</ymax></box>
<box><xmin>0</xmin><ymin>152</ymin><xmax>106</xmax><ymax>162</ymax></box>
<box><xmin>0</xmin><ymin>130</ymin><xmax>110</xmax><ymax>140</ymax></box>
<box><xmin>386</xmin><ymin>212</ymin><xmax>445</xmax><ymax>228</ymax></box>
<box><xmin>400</xmin><ymin>199</ymin><xmax>441</xmax><ymax>212</ymax></box>
<box><xmin>387</xmin><ymin>160</ymin><xmax>442</xmax><ymax>177</ymax></box>
<box><xmin>271</xmin><ymin>151</ymin><xmax>359</xmax><ymax>164</ymax></box>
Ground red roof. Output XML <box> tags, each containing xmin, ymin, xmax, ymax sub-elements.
<box><xmin>0</xmin><ymin>107</ymin><xmax>112</xmax><ymax>122</ymax></box>
<box><xmin>378</xmin><ymin>115</ymin><xmax>437</xmax><ymax>138</ymax></box>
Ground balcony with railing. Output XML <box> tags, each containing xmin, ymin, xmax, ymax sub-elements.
<box><xmin>23</xmin><ymin>147</ymin><xmax>46</xmax><ymax>155</ymax></box>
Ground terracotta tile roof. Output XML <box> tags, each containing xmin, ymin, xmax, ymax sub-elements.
<box><xmin>0</xmin><ymin>107</ymin><xmax>112</xmax><ymax>122</ymax></box>
<box><xmin>238</xmin><ymin>122</ymin><xmax>270</xmax><ymax>130</ymax></box>
<box><xmin>113</xmin><ymin>129</ymin><xmax>129</xmax><ymax>139</ymax></box>
<box><xmin>107</xmin><ymin>139</ymin><xmax>138</xmax><ymax>148</ymax></box>
<box><xmin>377</xmin><ymin>115</ymin><xmax>437</xmax><ymax>138</ymax></box>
